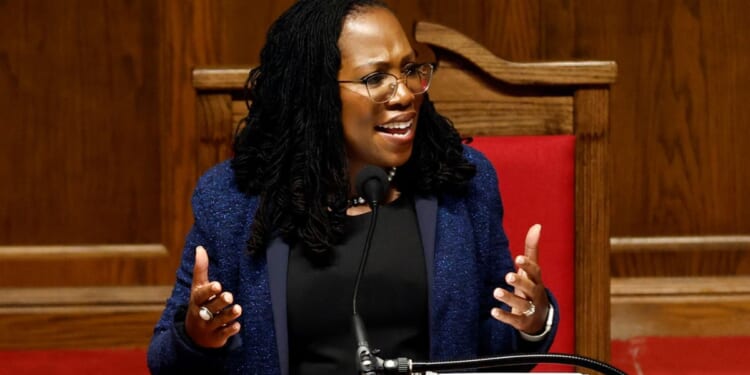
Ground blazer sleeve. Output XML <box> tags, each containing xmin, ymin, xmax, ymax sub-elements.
<box><xmin>147</xmin><ymin>182</ymin><xmax>240</xmax><ymax>374</ymax></box>
<box><xmin>465</xmin><ymin>146</ymin><xmax>559</xmax><ymax>362</ymax></box>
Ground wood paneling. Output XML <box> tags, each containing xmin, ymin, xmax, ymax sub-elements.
<box><xmin>2</xmin><ymin>0</ymin><xmax>747</xmax><ymax>350</ymax></box>
<box><xmin>0</xmin><ymin>0</ymin><xmax>211</xmax><ymax>346</ymax></box>
<box><xmin>0</xmin><ymin>0</ymin><xmax>179</xmax><ymax>292</ymax></box>
<box><xmin>611</xmin><ymin>277</ymin><xmax>750</xmax><ymax>339</ymax></box>
<box><xmin>0</xmin><ymin>0</ymin><xmax>161</xmax><ymax>247</ymax></box>
<box><xmin>0</xmin><ymin>287</ymin><xmax>170</xmax><ymax>349</ymax></box>
<box><xmin>611</xmin><ymin>235</ymin><xmax>750</xmax><ymax>276</ymax></box>
<box><xmin>546</xmin><ymin>0</ymin><xmax>750</xmax><ymax>239</ymax></box>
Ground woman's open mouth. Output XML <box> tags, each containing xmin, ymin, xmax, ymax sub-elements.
<box><xmin>375</xmin><ymin>120</ymin><xmax>412</xmax><ymax>138</ymax></box>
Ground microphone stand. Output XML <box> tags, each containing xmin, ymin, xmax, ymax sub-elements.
<box><xmin>352</xmin><ymin>202</ymin><xmax>381</xmax><ymax>375</ymax></box>
<box><xmin>404</xmin><ymin>353</ymin><xmax>627</xmax><ymax>374</ymax></box>
<box><xmin>349</xmin><ymin>166</ymin><xmax>627</xmax><ymax>375</ymax></box>
<box><xmin>351</xmin><ymin>165</ymin><xmax>390</xmax><ymax>375</ymax></box>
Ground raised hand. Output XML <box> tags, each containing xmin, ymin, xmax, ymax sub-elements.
<box><xmin>184</xmin><ymin>246</ymin><xmax>243</xmax><ymax>348</ymax></box>
<box><xmin>490</xmin><ymin>224</ymin><xmax>551</xmax><ymax>335</ymax></box>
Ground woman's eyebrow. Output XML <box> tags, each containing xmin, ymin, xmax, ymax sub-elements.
<box><xmin>353</xmin><ymin>52</ymin><xmax>418</xmax><ymax>71</ymax></box>
<box><xmin>400</xmin><ymin>52</ymin><xmax>417</xmax><ymax>65</ymax></box>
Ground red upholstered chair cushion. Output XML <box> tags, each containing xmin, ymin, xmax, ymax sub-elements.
<box><xmin>470</xmin><ymin>135</ymin><xmax>575</xmax><ymax>371</ymax></box>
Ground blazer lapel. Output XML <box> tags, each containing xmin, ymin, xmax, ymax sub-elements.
<box><xmin>414</xmin><ymin>195</ymin><xmax>437</xmax><ymax>313</ymax></box>
<box><xmin>265</xmin><ymin>196</ymin><xmax>436</xmax><ymax>374</ymax></box>
<box><xmin>266</xmin><ymin>237</ymin><xmax>290</xmax><ymax>375</ymax></box>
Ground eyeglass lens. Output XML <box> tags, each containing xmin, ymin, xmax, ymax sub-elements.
<box><xmin>366</xmin><ymin>64</ymin><xmax>432</xmax><ymax>103</ymax></box>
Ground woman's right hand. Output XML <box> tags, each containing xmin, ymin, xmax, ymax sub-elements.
<box><xmin>184</xmin><ymin>246</ymin><xmax>243</xmax><ymax>348</ymax></box>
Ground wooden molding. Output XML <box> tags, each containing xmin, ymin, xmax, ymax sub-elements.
<box><xmin>611</xmin><ymin>277</ymin><xmax>750</xmax><ymax>339</ymax></box>
<box><xmin>0</xmin><ymin>286</ymin><xmax>171</xmax><ymax>349</ymax></box>
<box><xmin>0</xmin><ymin>244</ymin><xmax>169</xmax><ymax>260</ymax></box>
<box><xmin>611</xmin><ymin>235</ymin><xmax>750</xmax><ymax>253</ymax></box>
<box><xmin>193</xmin><ymin>66</ymin><xmax>252</xmax><ymax>90</ymax></box>
<box><xmin>0</xmin><ymin>286</ymin><xmax>172</xmax><ymax>307</ymax></box>
<box><xmin>414</xmin><ymin>22</ymin><xmax>617</xmax><ymax>85</ymax></box>
<box><xmin>610</xmin><ymin>235</ymin><xmax>750</xmax><ymax>276</ymax></box>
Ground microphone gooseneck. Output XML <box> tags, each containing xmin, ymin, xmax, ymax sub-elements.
<box><xmin>351</xmin><ymin>165</ymin><xmax>389</xmax><ymax>316</ymax></box>
<box><xmin>411</xmin><ymin>353</ymin><xmax>628</xmax><ymax>375</ymax></box>
<box><xmin>347</xmin><ymin>166</ymin><xmax>627</xmax><ymax>375</ymax></box>
<box><xmin>351</xmin><ymin>166</ymin><xmax>390</xmax><ymax>375</ymax></box>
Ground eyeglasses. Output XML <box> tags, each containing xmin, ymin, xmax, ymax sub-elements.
<box><xmin>338</xmin><ymin>63</ymin><xmax>434</xmax><ymax>103</ymax></box>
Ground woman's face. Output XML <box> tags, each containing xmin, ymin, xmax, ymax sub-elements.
<box><xmin>338</xmin><ymin>7</ymin><xmax>423</xmax><ymax>177</ymax></box>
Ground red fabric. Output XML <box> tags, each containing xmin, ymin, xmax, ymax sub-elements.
<box><xmin>612</xmin><ymin>336</ymin><xmax>750</xmax><ymax>374</ymax></box>
<box><xmin>0</xmin><ymin>348</ymin><xmax>149</xmax><ymax>374</ymax></box>
<box><xmin>4</xmin><ymin>337</ymin><xmax>748</xmax><ymax>374</ymax></box>
<box><xmin>470</xmin><ymin>135</ymin><xmax>576</xmax><ymax>372</ymax></box>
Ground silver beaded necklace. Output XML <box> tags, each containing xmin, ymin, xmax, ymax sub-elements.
<box><xmin>347</xmin><ymin>166</ymin><xmax>397</xmax><ymax>207</ymax></box>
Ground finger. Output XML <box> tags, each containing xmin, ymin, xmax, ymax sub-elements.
<box><xmin>493</xmin><ymin>304</ymin><xmax>544</xmax><ymax>334</ymax></box>
<box><xmin>505</xmin><ymin>271</ymin><xmax>536</xmax><ymax>298</ymax></box>
<box><xmin>212</xmin><ymin>304</ymin><xmax>243</xmax><ymax>328</ymax></box>
<box><xmin>491</xmin><ymin>306</ymin><xmax>523</xmax><ymax>329</ymax></box>
<box><xmin>524</xmin><ymin>224</ymin><xmax>542</xmax><ymax>263</ymax></box>
<box><xmin>494</xmin><ymin>287</ymin><xmax>533</xmax><ymax>314</ymax></box>
<box><xmin>515</xmin><ymin>256</ymin><xmax>542</xmax><ymax>284</ymax></box>
<box><xmin>213</xmin><ymin>320</ymin><xmax>242</xmax><ymax>341</ymax></box>
<box><xmin>194</xmin><ymin>319</ymin><xmax>242</xmax><ymax>349</ymax></box>
<box><xmin>202</xmin><ymin>291</ymin><xmax>234</xmax><ymax>316</ymax></box>
<box><xmin>192</xmin><ymin>246</ymin><xmax>211</xmax><ymax>289</ymax></box>
<box><xmin>192</xmin><ymin>281</ymin><xmax>222</xmax><ymax>306</ymax></box>
<box><xmin>492</xmin><ymin>289</ymin><xmax>544</xmax><ymax>333</ymax></box>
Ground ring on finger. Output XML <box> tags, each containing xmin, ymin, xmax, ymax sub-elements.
<box><xmin>199</xmin><ymin>306</ymin><xmax>214</xmax><ymax>321</ymax></box>
<box><xmin>522</xmin><ymin>300</ymin><xmax>536</xmax><ymax>317</ymax></box>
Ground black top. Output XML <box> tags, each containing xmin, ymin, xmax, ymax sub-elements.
<box><xmin>287</xmin><ymin>195</ymin><xmax>429</xmax><ymax>374</ymax></box>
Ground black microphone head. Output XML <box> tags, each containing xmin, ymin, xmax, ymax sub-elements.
<box><xmin>355</xmin><ymin>165</ymin><xmax>389</xmax><ymax>207</ymax></box>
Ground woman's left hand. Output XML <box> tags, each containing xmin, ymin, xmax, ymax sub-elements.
<box><xmin>491</xmin><ymin>224</ymin><xmax>551</xmax><ymax>335</ymax></box>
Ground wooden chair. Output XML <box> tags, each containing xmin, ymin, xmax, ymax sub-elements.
<box><xmin>192</xmin><ymin>21</ymin><xmax>617</xmax><ymax>365</ymax></box>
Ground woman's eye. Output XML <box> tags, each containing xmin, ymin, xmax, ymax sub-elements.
<box><xmin>366</xmin><ymin>74</ymin><xmax>387</xmax><ymax>86</ymax></box>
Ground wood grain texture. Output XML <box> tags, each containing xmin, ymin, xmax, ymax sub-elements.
<box><xmin>0</xmin><ymin>244</ymin><xmax>167</xmax><ymax>260</ymax></box>
<box><xmin>386</xmin><ymin>0</ymin><xmax>542</xmax><ymax>62</ymax></box>
<box><xmin>193</xmin><ymin>67</ymin><xmax>252</xmax><ymax>90</ymax></box>
<box><xmin>548</xmin><ymin>0</ymin><xmax>750</xmax><ymax>242</ymax></box>
<box><xmin>574</xmin><ymin>88</ymin><xmax>611</xmax><ymax>362</ymax></box>
<box><xmin>197</xmin><ymin>93</ymin><xmax>236</xmax><ymax>172</ymax></box>
<box><xmin>611</xmin><ymin>277</ymin><xmax>750</xmax><ymax>339</ymax></box>
<box><xmin>428</xmin><ymin>60</ymin><xmax>576</xmax><ymax>135</ymax></box>
<box><xmin>611</xmin><ymin>235</ymin><xmax>750</xmax><ymax>253</ymax></box>
<box><xmin>6</xmin><ymin>0</ymin><xmax>746</xmax><ymax>350</ymax></box>
<box><xmin>0</xmin><ymin>0</ymin><xmax>182</xmax><ymax>288</ymax></box>
<box><xmin>415</xmin><ymin>22</ymin><xmax>616</xmax><ymax>84</ymax></box>
<box><xmin>0</xmin><ymin>286</ymin><xmax>170</xmax><ymax>349</ymax></box>
<box><xmin>0</xmin><ymin>0</ymin><xmax>161</xmax><ymax>246</ymax></box>
<box><xmin>1</xmin><ymin>286</ymin><xmax>172</xmax><ymax>306</ymax></box>
<box><xmin>0</xmin><ymin>0</ymin><xmax>161</xmax><ymax>245</ymax></box>
<box><xmin>611</xmin><ymin>235</ymin><xmax>750</xmax><ymax>276</ymax></box>
<box><xmin>0</xmin><ymin>308</ymin><xmax>163</xmax><ymax>349</ymax></box>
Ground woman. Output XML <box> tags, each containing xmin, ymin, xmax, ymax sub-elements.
<box><xmin>148</xmin><ymin>0</ymin><xmax>558</xmax><ymax>373</ymax></box>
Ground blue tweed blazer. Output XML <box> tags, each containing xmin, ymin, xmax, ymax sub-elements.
<box><xmin>148</xmin><ymin>146</ymin><xmax>558</xmax><ymax>374</ymax></box>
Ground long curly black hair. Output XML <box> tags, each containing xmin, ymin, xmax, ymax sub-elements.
<box><xmin>231</xmin><ymin>0</ymin><xmax>476</xmax><ymax>256</ymax></box>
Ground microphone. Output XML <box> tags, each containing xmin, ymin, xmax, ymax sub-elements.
<box><xmin>348</xmin><ymin>166</ymin><xmax>626</xmax><ymax>375</ymax></box>
<box><xmin>351</xmin><ymin>166</ymin><xmax>390</xmax><ymax>374</ymax></box>
<box><xmin>355</xmin><ymin>165</ymin><xmax>389</xmax><ymax>208</ymax></box>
